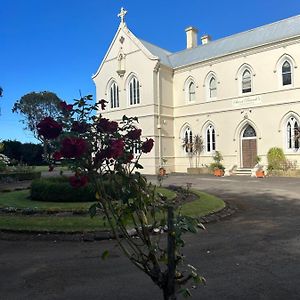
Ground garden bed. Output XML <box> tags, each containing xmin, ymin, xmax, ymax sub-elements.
<box><xmin>0</xmin><ymin>189</ymin><xmax>225</xmax><ymax>233</ymax></box>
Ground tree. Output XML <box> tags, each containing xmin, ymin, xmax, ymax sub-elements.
<box><xmin>12</xmin><ymin>91</ymin><xmax>63</xmax><ymax>139</ymax></box>
<box><xmin>182</xmin><ymin>134</ymin><xmax>204</xmax><ymax>168</ymax></box>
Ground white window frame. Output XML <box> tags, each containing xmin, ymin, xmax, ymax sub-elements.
<box><xmin>236</xmin><ymin>64</ymin><xmax>255</xmax><ymax>96</ymax></box>
<box><xmin>128</xmin><ymin>75</ymin><xmax>140</xmax><ymax>106</ymax></box>
<box><xmin>242</xmin><ymin>69</ymin><xmax>252</xmax><ymax>94</ymax></box>
<box><xmin>184</xmin><ymin>77</ymin><xmax>196</xmax><ymax>103</ymax></box>
<box><xmin>204</xmin><ymin>72</ymin><xmax>218</xmax><ymax>101</ymax></box>
<box><xmin>275</xmin><ymin>55</ymin><xmax>296</xmax><ymax>89</ymax></box>
<box><xmin>109</xmin><ymin>81</ymin><xmax>119</xmax><ymax>109</ymax></box>
<box><xmin>182</xmin><ymin>126</ymin><xmax>193</xmax><ymax>154</ymax></box>
<box><xmin>205</xmin><ymin>124</ymin><xmax>216</xmax><ymax>153</ymax></box>
<box><xmin>285</xmin><ymin>116</ymin><xmax>299</xmax><ymax>152</ymax></box>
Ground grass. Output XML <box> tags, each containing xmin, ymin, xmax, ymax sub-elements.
<box><xmin>0</xmin><ymin>189</ymin><xmax>224</xmax><ymax>232</ymax></box>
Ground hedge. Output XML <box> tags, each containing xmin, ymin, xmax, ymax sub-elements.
<box><xmin>0</xmin><ymin>171</ymin><xmax>41</xmax><ymax>181</ymax></box>
<box><xmin>30</xmin><ymin>177</ymin><xmax>96</xmax><ymax>202</ymax></box>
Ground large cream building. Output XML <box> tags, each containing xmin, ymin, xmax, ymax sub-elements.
<box><xmin>93</xmin><ymin>9</ymin><xmax>300</xmax><ymax>174</ymax></box>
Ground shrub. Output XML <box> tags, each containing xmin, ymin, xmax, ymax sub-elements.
<box><xmin>267</xmin><ymin>147</ymin><xmax>286</xmax><ymax>171</ymax></box>
<box><xmin>209</xmin><ymin>151</ymin><xmax>225</xmax><ymax>171</ymax></box>
<box><xmin>0</xmin><ymin>171</ymin><xmax>41</xmax><ymax>181</ymax></box>
<box><xmin>30</xmin><ymin>177</ymin><xmax>96</xmax><ymax>202</ymax></box>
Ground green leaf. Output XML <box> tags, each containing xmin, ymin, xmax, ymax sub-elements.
<box><xmin>101</xmin><ymin>250</ymin><xmax>109</xmax><ymax>260</ymax></box>
<box><xmin>179</xmin><ymin>288</ymin><xmax>192</xmax><ymax>298</ymax></box>
<box><xmin>89</xmin><ymin>203</ymin><xmax>97</xmax><ymax>218</ymax></box>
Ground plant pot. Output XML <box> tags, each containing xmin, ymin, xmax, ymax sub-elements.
<box><xmin>159</xmin><ymin>167</ymin><xmax>166</xmax><ymax>176</ymax></box>
<box><xmin>256</xmin><ymin>170</ymin><xmax>265</xmax><ymax>178</ymax></box>
<box><xmin>213</xmin><ymin>169</ymin><xmax>224</xmax><ymax>177</ymax></box>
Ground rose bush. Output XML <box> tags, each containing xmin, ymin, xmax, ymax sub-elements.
<box><xmin>37</xmin><ymin>95</ymin><xmax>203</xmax><ymax>299</ymax></box>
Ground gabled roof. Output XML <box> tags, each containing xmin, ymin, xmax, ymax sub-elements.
<box><xmin>139</xmin><ymin>14</ymin><xmax>300</xmax><ymax>69</ymax></box>
<box><xmin>139</xmin><ymin>39</ymin><xmax>173</xmax><ymax>67</ymax></box>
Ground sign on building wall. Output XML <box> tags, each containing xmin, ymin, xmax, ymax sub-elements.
<box><xmin>232</xmin><ymin>96</ymin><xmax>262</xmax><ymax>107</ymax></box>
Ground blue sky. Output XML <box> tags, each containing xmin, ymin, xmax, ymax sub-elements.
<box><xmin>1</xmin><ymin>0</ymin><xmax>300</xmax><ymax>143</ymax></box>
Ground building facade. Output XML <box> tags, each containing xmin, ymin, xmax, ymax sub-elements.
<box><xmin>93</xmin><ymin>10</ymin><xmax>300</xmax><ymax>174</ymax></box>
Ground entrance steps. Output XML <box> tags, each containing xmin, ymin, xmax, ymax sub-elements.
<box><xmin>232</xmin><ymin>168</ymin><xmax>252</xmax><ymax>176</ymax></box>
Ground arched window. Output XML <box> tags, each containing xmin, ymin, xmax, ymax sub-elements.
<box><xmin>209</xmin><ymin>77</ymin><xmax>217</xmax><ymax>98</ymax></box>
<box><xmin>242</xmin><ymin>69</ymin><xmax>251</xmax><ymax>93</ymax></box>
<box><xmin>282</xmin><ymin>61</ymin><xmax>292</xmax><ymax>86</ymax></box>
<box><xmin>110</xmin><ymin>82</ymin><xmax>119</xmax><ymax>109</ymax></box>
<box><xmin>183</xmin><ymin>127</ymin><xmax>193</xmax><ymax>153</ymax></box>
<box><xmin>129</xmin><ymin>76</ymin><xmax>140</xmax><ymax>105</ymax></box>
<box><xmin>206</xmin><ymin>124</ymin><xmax>216</xmax><ymax>153</ymax></box>
<box><xmin>188</xmin><ymin>82</ymin><xmax>196</xmax><ymax>102</ymax></box>
<box><xmin>243</xmin><ymin>125</ymin><xmax>256</xmax><ymax>138</ymax></box>
<box><xmin>286</xmin><ymin>116</ymin><xmax>299</xmax><ymax>150</ymax></box>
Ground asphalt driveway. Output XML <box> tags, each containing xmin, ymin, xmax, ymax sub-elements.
<box><xmin>0</xmin><ymin>174</ymin><xmax>300</xmax><ymax>300</ymax></box>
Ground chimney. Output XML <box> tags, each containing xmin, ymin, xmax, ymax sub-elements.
<box><xmin>201</xmin><ymin>34</ymin><xmax>211</xmax><ymax>45</ymax></box>
<box><xmin>185</xmin><ymin>26</ymin><xmax>198</xmax><ymax>49</ymax></box>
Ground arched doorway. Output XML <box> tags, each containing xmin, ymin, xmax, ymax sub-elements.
<box><xmin>241</xmin><ymin>124</ymin><xmax>257</xmax><ymax>168</ymax></box>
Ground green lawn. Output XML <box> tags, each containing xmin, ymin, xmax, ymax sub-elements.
<box><xmin>0</xmin><ymin>189</ymin><xmax>225</xmax><ymax>232</ymax></box>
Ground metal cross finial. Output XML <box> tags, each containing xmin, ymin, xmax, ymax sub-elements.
<box><xmin>118</xmin><ymin>7</ymin><xmax>127</xmax><ymax>24</ymax></box>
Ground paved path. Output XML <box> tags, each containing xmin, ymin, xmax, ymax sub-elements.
<box><xmin>0</xmin><ymin>175</ymin><xmax>300</xmax><ymax>299</ymax></box>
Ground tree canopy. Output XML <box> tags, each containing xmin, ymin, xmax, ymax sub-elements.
<box><xmin>12</xmin><ymin>91</ymin><xmax>63</xmax><ymax>139</ymax></box>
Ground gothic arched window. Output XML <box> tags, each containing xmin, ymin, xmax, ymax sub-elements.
<box><xmin>242</xmin><ymin>69</ymin><xmax>252</xmax><ymax>93</ymax></box>
<box><xmin>183</xmin><ymin>127</ymin><xmax>193</xmax><ymax>153</ymax></box>
<box><xmin>206</xmin><ymin>124</ymin><xmax>216</xmax><ymax>153</ymax></box>
<box><xmin>188</xmin><ymin>81</ymin><xmax>196</xmax><ymax>102</ymax></box>
<box><xmin>110</xmin><ymin>81</ymin><xmax>119</xmax><ymax>109</ymax></box>
<box><xmin>129</xmin><ymin>76</ymin><xmax>140</xmax><ymax>105</ymax></box>
<box><xmin>282</xmin><ymin>61</ymin><xmax>292</xmax><ymax>86</ymax></box>
<box><xmin>286</xmin><ymin>116</ymin><xmax>299</xmax><ymax>150</ymax></box>
<box><xmin>209</xmin><ymin>77</ymin><xmax>217</xmax><ymax>98</ymax></box>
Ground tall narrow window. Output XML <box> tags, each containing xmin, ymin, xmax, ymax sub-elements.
<box><xmin>188</xmin><ymin>82</ymin><xmax>195</xmax><ymax>102</ymax></box>
<box><xmin>206</xmin><ymin>125</ymin><xmax>216</xmax><ymax>153</ymax></box>
<box><xmin>183</xmin><ymin>127</ymin><xmax>193</xmax><ymax>153</ymax></box>
<box><xmin>282</xmin><ymin>61</ymin><xmax>292</xmax><ymax>86</ymax></box>
<box><xmin>286</xmin><ymin>117</ymin><xmax>299</xmax><ymax>150</ymax></box>
<box><xmin>110</xmin><ymin>82</ymin><xmax>119</xmax><ymax>109</ymax></box>
<box><xmin>209</xmin><ymin>77</ymin><xmax>217</xmax><ymax>98</ymax></box>
<box><xmin>242</xmin><ymin>70</ymin><xmax>251</xmax><ymax>93</ymax></box>
<box><xmin>129</xmin><ymin>76</ymin><xmax>140</xmax><ymax>105</ymax></box>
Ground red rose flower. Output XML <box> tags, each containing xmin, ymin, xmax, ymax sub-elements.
<box><xmin>60</xmin><ymin>137</ymin><xmax>87</xmax><ymax>158</ymax></box>
<box><xmin>141</xmin><ymin>138</ymin><xmax>154</xmax><ymax>153</ymax></box>
<box><xmin>108</xmin><ymin>139</ymin><xmax>124</xmax><ymax>159</ymax></box>
<box><xmin>60</xmin><ymin>101</ymin><xmax>73</xmax><ymax>111</ymax></box>
<box><xmin>97</xmin><ymin>118</ymin><xmax>118</xmax><ymax>133</ymax></box>
<box><xmin>124</xmin><ymin>153</ymin><xmax>134</xmax><ymax>163</ymax></box>
<box><xmin>53</xmin><ymin>151</ymin><xmax>62</xmax><ymax>160</ymax></box>
<box><xmin>69</xmin><ymin>175</ymin><xmax>88</xmax><ymax>188</ymax></box>
<box><xmin>37</xmin><ymin>117</ymin><xmax>62</xmax><ymax>140</ymax></box>
<box><xmin>71</xmin><ymin>121</ymin><xmax>89</xmax><ymax>133</ymax></box>
<box><xmin>126</xmin><ymin>129</ymin><xmax>142</xmax><ymax>140</ymax></box>
<box><xmin>99</xmin><ymin>99</ymin><xmax>108</xmax><ymax>110</ymax></box>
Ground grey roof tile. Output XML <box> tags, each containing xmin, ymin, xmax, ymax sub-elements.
<box><xmin>139</xmin><ymin>14</ymin><xmax>300</xmax><ymax>69</ymax></box>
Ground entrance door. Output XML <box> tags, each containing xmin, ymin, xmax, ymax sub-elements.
<box><xmin>241</xmin><ymin>125</ymin><xmax>257</xmax><ymax>168</ymax></box>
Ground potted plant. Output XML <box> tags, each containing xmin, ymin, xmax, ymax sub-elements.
<box><xmin>158</xmin><ymin>158</ymin><xmax>167</xmax><ymax>176</ymax></box>
<box><xmin>183</xmin><ymin>134</ymin><xmax>205</xmax><ymax>174</ymax></box>
<box><xmin>255</xmin><ymin>156</ymin><xmax>265</xmax><ymax>178</ymax></box>
<box><xmin>210</xmin><ymin>151</ymin><xmax>225</xmax><ymax>177</ymax></box>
